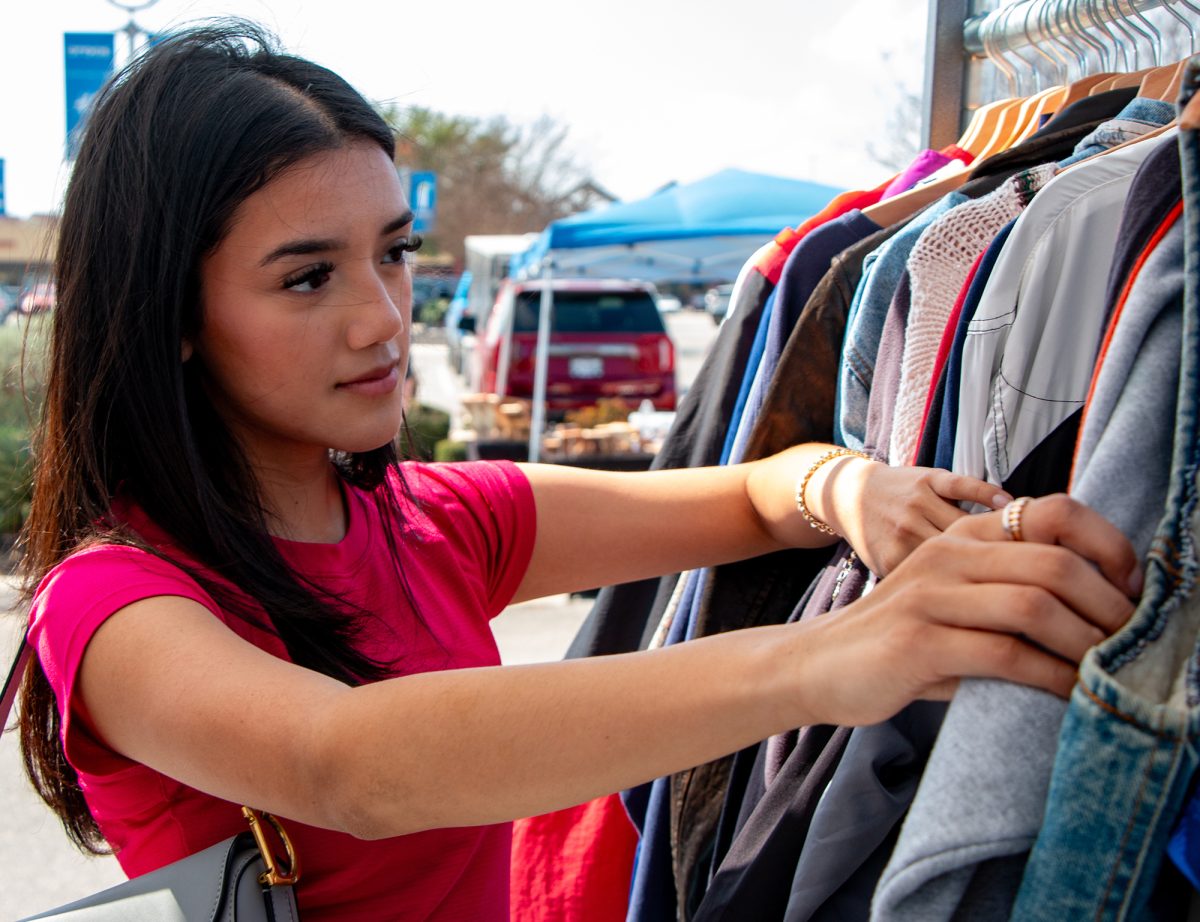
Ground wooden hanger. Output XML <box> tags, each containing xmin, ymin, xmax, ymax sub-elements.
<box><xmin>1012</xmin><ymin>85</ymin><xmax>1069</xmax><ymax>144</ymax></box>
<box><xmin>862</xmin><ymin>170</ymin><xmax>970</xmax><ymax>229</ymax></box>
<box><xmin>972</xmin><ymin>97</ymin><xmax>1031</xmax><ymax>162</ymax></box>
<box><xmin>1139</xmin><ymin>57</ymin><xmax>1189</xmax><ymax>102</ymax></box>
<box><xmin>1091</xmin><ymin>67</ymin><xmax>1156</xmax><ymax>94</ymax></box>
<box><xmin>1160</xmin><ymin>59</ymin><xmax>1189</xmax><ymax>104</ymax></box>
<box><xmin>957</xmin><ymin>98</ymin><xmax>1017</xmax><ymax>157</ymax></box>
<box><xmin>1057</xmin><ymin>72</ymin><xmax>1117</xmax><ymax>108</ymax></box>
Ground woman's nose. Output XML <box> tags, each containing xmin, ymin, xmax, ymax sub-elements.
<box><xmin>348</xmin><ymin>272</ymin><xmax>409</xmax><ymax>350</ymax></box>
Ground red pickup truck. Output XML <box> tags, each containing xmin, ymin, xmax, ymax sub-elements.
<box><xmin>476</xmin><ymin>278</ymin><xmax>676</xmax><ymax>413</ymax></box>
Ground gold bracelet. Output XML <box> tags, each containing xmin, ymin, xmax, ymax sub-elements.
<box><xmin>795</xmin><ymin>448</ymin><xmax>872</xmax><ymax>536</ymax></box>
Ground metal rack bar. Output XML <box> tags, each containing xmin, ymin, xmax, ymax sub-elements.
<box><xmin>923</xmin><ymin>0</ymin><xmax>1197</xmax><ymax>147</ymax></box>
<box><xmin>963</xmin><ymin>0</ymin><xmax>1178</xmax><ymax>54</ymax></box>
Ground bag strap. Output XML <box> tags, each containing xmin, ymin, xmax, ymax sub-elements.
<box><xmin>2</xmin><ymin>632</ymin><xmax>30</xmax><ymax>728</ymax></box>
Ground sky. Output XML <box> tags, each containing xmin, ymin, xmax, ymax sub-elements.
<box><xmin>1</xmin><ymin>0</ymin><xmax>929</xmax><ymax>219</ymax></box>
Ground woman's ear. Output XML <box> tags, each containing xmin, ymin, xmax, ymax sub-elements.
<box><xmin>181</xmin><ymin>339</ymin><xmax>194</xmax><ymax>362</ymax></box>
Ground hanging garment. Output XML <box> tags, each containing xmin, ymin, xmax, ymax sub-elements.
<box><xmin>516</xmin><ymin>256</ymin><xmax>778</xmax><ymax>922</ymax></box>
<box><xmin>729</xmin><ymin>213</ymin><xmax>883</xmax><ymax>464</ymax></box>
<box><xmin>882</xmin><ymin>147</ymin><xmax>972</xmax><ymax>199</ymax></box>
<box><xmin>871</xmin><ymin>184</ymin><xmax>1186</xmax><ymax>922</ymax></box>
<box><xmin>1033</xmin><ymin>86</ymin><xmax>1140</xmax><ymax>137</ymax></box>
<box><xmin>953</xmin><ymin>128</ymin><xmax>1176</xmax><ymax>489</ymax></box>
<box><xmin>509</xmin><ymin>794</ymin><xmax>638</xmax><ymax>922</ymax></box>
<box><xmin>674</xmin><ymin>114</ymin><xmax>1107</xmax><ymax>912</ymax></box>
<box><xmin>757</xmin><ymin>183</ymin><xmax>893</xmax><ymax>284</ymax></box>
<box><xmin>836</xmin><ymin>195</ymin><xmax>967</xmax><ymax>451</ymax></box>
<box><xmin>927</xmin><ymin>221</ymin><xmax>1017</xmax><ymax>470</ymax></box>
<box><xmin>664</xmin><ymin>224</ymin><xmax>904</xmax><ymax>920</ymax></box>
<box><xmin>1055</xmin><ymin>96</ymin><xmax>1177</xmax><ymax>167</ymax></box>
<box><xmin>781</xmin><ymin>703</ymin><xmax>949</xmax><ymax>922</ymax></box>
<box><xmin>1007</xmin><ymin>90</ymin><xmax>1200</xmax><ymax>920</ymax></box>
<box><xmin>911</xmin><ymin>250</ymin><xmax>985</xmax><ymax>467</ymax></box>
<box><xmin>691</xmin><ymin>726</ymin><xmax>852</xmax><ymax>922</ymax></box>
<box><xmin>888</xmin><ymin>162</ymin><xmax>1059</xmax><ymax>465</ymax></box>
<box><xmin>626</xmin><ymin>215</ymin><xmax>886</xmax><ymax>922</ymax></box>
<box><xmin>834</xmin><ymin>89</ymin><xmax>1135</xmax><ymax>452</ymax></box>
<box><xmin>699</xmin><ymin>101</ymin><xmax>1179</xmax><ymax>922</ymax></box>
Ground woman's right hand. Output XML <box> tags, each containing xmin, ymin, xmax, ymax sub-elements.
<box><xmin>793</xmin><ymin>494</ymin><xmax>1143</xmax><ymax>728</ymax></box>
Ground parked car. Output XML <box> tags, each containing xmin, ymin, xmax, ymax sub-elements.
<box><xmin>476</xmin><ymin>278</ymin><xmax>676</xmax><ymax>413</ymax></box>
<box><xmin>19</xmin><ymin>282</ymin><xmax>55</xmax><ymax>315</ymax></box>
<box><xmin>703</xmin><ymin>283</ymin><xmax>733</xmax><ymax>324</ymax></box>
<box><xmin>656</xmin><ymin>294</ymin><xmax>683</xmax><ymax>314</ymax></box>
<box><xmin>412</xmin><ymin>273</ymin><xmax>457</xmax><ymax>308</ymax></box>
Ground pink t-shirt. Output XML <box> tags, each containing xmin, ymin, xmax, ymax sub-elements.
<box><xmin>28</xmin><ymin>460</ymin><xmax>537</xmax><ymax>921</ymax></box>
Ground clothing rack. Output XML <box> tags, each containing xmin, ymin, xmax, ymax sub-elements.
<box><xmin>923</xmin><ymin>0</ymin><xmax>1200</xmax><ymax>149</ymax></box>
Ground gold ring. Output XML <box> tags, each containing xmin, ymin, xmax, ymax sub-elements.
<box><xmin>1002</xmin><ymin>496</ymin><xmax>1033</xmax><ymax>542</ymax></box>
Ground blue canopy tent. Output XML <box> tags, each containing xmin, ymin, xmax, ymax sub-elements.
<box><xmin>510</xmin><ymin>168</ymin><xmax>844</xmax><ymax>459</ymax></box>
<box><xmin>513</xmin><ymin>168</ymin><xmax>843</xmax><ymax>281</ymax></box>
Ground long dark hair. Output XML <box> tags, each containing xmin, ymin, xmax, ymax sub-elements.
<box><xmin>18</xmin><ymin>21</ymin><xmax>412</xmax><ymax>854</ymax></box>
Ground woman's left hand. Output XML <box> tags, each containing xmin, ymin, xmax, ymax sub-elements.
<box><xmin>746</xmin><ymin>446</ymin><xmax>1012</xmax><ymax>576</ymax></box>
<box><xmin>806</xmin><ymin>455</ymin><xmax>1011</xmax><ymax>576</ymax></box>
<box><xmin>830</xmin><ymin>461</ymin><xmax>1008</xmax><ymax>576</ymax></box>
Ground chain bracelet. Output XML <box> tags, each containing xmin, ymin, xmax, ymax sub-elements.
<box><xmin>794</xmin><ymin>448</ymin><xmax>872</xmax><ymax>536</ymax></box>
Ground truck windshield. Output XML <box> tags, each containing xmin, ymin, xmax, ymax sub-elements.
<box><xmin>512</xmin><ymin>290</ymin><xmax>665</xmax><ymax>334</ymax></box>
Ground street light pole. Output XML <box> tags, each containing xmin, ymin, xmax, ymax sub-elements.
<box><xmin>104</xmin><ymin>0</ymin><xmax>160</xmax><ymax>60</ymax></box>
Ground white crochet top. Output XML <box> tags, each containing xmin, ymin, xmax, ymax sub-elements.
<box><xmin>887</xmin><ymin>162</ymin><xmax>1059</xmax><ymax>467</ymax></box>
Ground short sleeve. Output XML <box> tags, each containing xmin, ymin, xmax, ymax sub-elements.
<box><xmin>28</xmin><ymin>546</ymin><xmax>221</xmax><ymax>775</ymax></box>
<box><xmin>394</xmin><ymin>460</ymin><xmax>536</xmax><ymax>618</ymax></box>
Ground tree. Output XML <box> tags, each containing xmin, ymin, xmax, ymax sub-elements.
<box><xmin>379</xmin><ymin>106</ymin><xmax>615</xmax><ymax>266</ymax></box>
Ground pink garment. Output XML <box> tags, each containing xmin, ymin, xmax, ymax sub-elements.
<box><xmin>29</xmin><ymin>461</ymin><xmax>536</xmax><ymax>922</ymax></box>
<box><xmin>881</xmin><ymin>149</ymin><xmax>956</xmax><ymax>200</ymax></box>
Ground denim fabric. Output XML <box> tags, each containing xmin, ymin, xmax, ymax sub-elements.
<box><xmin>1008</xmin><ymin>61</ymin><xmax>1200</xmax><ymax>920</ymax></box>
<box><xmin>1057</xmin><ymin>97</ymin><xmax>1176</xmax><ymax>167</ymax></box>
<box><xmin>835</xmin><ymin>194</ymin><xmax>965</xmax><ymax>450</ymax></box>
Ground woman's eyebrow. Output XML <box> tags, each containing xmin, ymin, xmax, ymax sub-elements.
<box><xmin>259</xmin><ymin>237</ymin><xmax>341</xmax><ymax>266</ymax></box>
<box><xmin>382</xmin><ymin>210</ymin><xmax>416</xmax><ymax>236</ymax></box>
<box><xmin>258</xmin><ymin>211</ymin><xmax>416</xmax><ymax>267</ymax></box>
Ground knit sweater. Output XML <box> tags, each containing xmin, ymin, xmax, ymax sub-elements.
<box><xmin>887</xmin><ymin>163</ymin><xmax>1058</xmax><ymax>466</ymax></box>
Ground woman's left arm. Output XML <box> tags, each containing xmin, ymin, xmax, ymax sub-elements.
<box><xmin>512</xmin><ymin>445</ymin><xmax>1012</xmax><ymax>602</ymax></box>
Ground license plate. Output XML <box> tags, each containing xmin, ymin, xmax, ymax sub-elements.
<box><xmin>569</xmin><ymin>356</ymin><xmax>604</xmax><ymax>379</ymax></box>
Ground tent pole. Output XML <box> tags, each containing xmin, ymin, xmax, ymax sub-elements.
<box><xmin>528</xmin><ymin>265</ymin><xmax>554</xmax><ymax>463</ymax></box>
<box><xmin>496</xmin><ymin>285</ymin><xmax>515</xmax><ymax>397</ymax></box>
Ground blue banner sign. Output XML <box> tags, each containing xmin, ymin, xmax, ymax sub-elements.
<box><xmin>64</xmin><ymin>33</ymin><xmax>115</xmax><ymax>159</ymax></box>
<box><xmin>409</xmin><ymin>171</ymin><xmax>437</xmax><ymax>233</ymax></box>
<box><xmin>0</xmin><ymin>159</ymin><xmax>6</xmax><ymax>217</ymax></box>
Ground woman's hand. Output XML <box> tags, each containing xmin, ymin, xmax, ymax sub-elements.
<box><xmin>790</xmin><ymin>494</ymin><xmax>1142</xmax><ymax>727</ymax></box>
<box><xmin>747</xmin><ymin>445</ymin><xmax>1011</xmax><ymax>575</ymax></box>
<box><xmin>815</xmin><ymin>458</ymin><xmax>1012</xmax><ymax>575</ymax></box>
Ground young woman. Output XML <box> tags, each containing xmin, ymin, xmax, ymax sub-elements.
<box><xmin>18</xmin><ymin>22</ymin><xmax>1142</xmax><ymax>921</ymax></box>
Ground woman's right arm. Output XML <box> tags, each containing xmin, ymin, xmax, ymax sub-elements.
<box><xmin>75</xmin><ymin>495</ymin><xmax>1139</xmax><ymax>840</ymax></box>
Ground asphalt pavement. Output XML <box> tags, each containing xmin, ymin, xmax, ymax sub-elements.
<box><xmin>0</xmin><ymin>310</ymin><xmax>718</xmax><ymax>916</ymax></box>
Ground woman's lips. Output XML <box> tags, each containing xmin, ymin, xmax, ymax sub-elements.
<box><xmin>336</xmin><ymin>365</ymin><xmax>400</xmax><ymax>396</ymax></box>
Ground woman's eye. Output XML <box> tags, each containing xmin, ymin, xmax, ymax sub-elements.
<box><xmin>282</xmin><ymin>262</ymin><xmax>333</xmax><ymax>293</ymax></box>
<box><xmin>383</xmin><ymin>234</ymin><xmax>423</xmax><ymax>265</ymax></box>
